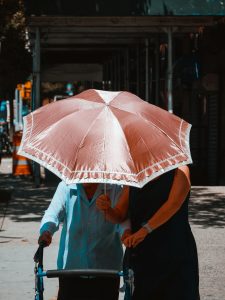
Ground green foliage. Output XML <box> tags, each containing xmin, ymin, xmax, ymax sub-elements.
<box><xmin>0</xmin><ymin>0</ymin><xmax>31</xmax><ymax>98</ymax></box>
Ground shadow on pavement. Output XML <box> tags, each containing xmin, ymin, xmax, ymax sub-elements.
<box><xmin>189</xmin><ymin>187</ymin><xmax>225</xmax><ymax>228</ymax></box>
<box><xmin>1</xmin><ymin>174</ymin><xmax>225</xmax><ymax>228</ymax></box>
<box><xmin>0</xmin><ymin>174</ymin><xmax>57</xmax><ymax>223</ymax></box>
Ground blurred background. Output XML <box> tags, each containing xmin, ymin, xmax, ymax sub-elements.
<box><xmin>1</xmin><ymin>0</ymin><xmax>225</xmax><ymax>186</ymax></box>
<box><xmin>0</xmin><ymin>2</ymin><xmax>225</xmax><ymax>300</ymax></box>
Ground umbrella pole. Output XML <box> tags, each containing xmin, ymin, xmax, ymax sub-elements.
<box><xmin>104</xmin><ymin>183</ymin><xmax>107</xmax><ymax>221</ymax></box>
<box><xmin>104</xmin><ymin>183</ymin><xmax>106</xmax><ymax>195</ymax></box>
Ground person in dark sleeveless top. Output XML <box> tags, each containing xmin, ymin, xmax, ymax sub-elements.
<box><xmin>96</xmin><ymin>165</ymin><xmax>200</xmax><ymax>300</ymax></box>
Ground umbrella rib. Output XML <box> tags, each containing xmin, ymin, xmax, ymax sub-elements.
<box><xmin>106</xmin><ymin>91</ymin><xmax>123</xmax><ymax>104</ymax></box>
<box><xmin>28</xmin><ymin>113</ymin><xmax>34</xmax><ymax>144</ymax></box>
<box><xmin>29</xmin><ymin>110</ymin><xmax>190</xmax><ymax>174</ymax></box>
<box><xmin>71</xmin><ymin>108</ymin><xmax>105</xmax><ymax>174</ymax></box>
<box><xmin>140</xmin><ymin>117</ymin><xmax>187</xmax><ymax>154</ymax></box>
<box><xmin>19</xmin><ymin>89</ymin><xmax>192</xmax><ymax>187</ymax></box>
<box><xmin>20</xmin><ymin>145</ymin><xmax>189</xmax><ymax>176</ymax></box>
<box><xmin>29</xmin><ymin>106</ymin><xmax>103</xmax><ymax>143</ymax></box>
<box><xmin>107</xmin><ymin>110</ymin><xmax>141</xmax><ymax>174</ymax></box>
<box><xmin>72</xmin><ymin>96</ymin><xmax>105</xmax><ymax>105</ymax></box>
<box><xmin>95</xmin><ymin>90</ymin><xmax>122</xmax><ymax>104</ymax></box>
<box><xmin>110</xmin><ymin>106</ymin><xmax>186</xmax><ymax>154</ymax></box>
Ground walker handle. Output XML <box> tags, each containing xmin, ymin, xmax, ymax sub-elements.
<box><xmin>46</xmin><ymin>269</ymin><xmax>120</xmax><ymax>278</ymax></box>
<box><xmin>33</xmin><ymin>241</ymin><xmax>46</xmax><ymax>264</ymax></box>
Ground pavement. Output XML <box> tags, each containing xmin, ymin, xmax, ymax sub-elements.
<box><xmin>0</xmin><ymin>157</ymin><xmax>225</xmax><ymax>300</ymax></box>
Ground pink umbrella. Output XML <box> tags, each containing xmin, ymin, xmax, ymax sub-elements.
<box><xmin>18</xmin><ymin>89</ymin><xmax>192</xmax><ymax>187</ymax></box>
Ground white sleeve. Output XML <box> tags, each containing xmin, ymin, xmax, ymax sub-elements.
<box><xmin>40</xmin><ymin>181</ymin><xmax>67</xmax><ymax>235</ymax></box>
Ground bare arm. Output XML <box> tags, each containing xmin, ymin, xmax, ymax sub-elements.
<box><xmin>96</xmin><ymin>185</ymin><xmax>129</xmax><ymax>223</ymax></box>
<box><xmin>124</xmin><ymin>165</ymin><xmax>191</xmax><ymax>248</ymax></box>
<box><xmin>148</xmin><ymin>165</ymin><xmax>190</xmax><ymax>229</ymax></box>
<box><xmin>39</xmin><ymin>181</ymin><xmax>67</xmax><ymax>246</ymax></box>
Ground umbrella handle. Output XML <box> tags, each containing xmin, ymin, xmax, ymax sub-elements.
<box><xmin>104</xmin><ymin>183</ymin><xmax>106</xmax><ymax>195</ymax></box>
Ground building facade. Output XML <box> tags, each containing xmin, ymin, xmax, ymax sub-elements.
<box><xmin>24</xmin><ymin>1</ymin><xmax>225</xmax><ymax>185</ymax></box>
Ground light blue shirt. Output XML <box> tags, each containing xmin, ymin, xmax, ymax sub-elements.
<box><xmin>40</xmin><ymin>181</ymin><xmax>124</xmax><ymax>270</ymax></box>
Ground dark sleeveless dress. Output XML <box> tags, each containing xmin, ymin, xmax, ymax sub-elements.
<box><xmin>127</xmin><ymin>169</ymin><xmax>200</xmax><ymax>300</ymax></box>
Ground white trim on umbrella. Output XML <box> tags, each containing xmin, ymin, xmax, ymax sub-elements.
<box><xmin>17</xmin><ymin>145</ymin><xmax>193</xmax><ymax>188</ymax></box>
<box><xmin>17</xmin><ymin>93</ymin><xmax>193</xmax><ymax>188</ymax></box>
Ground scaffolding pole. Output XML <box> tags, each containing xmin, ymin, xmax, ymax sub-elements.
<box><xmin>167</xmin><ymin>27</ymin><xmax>173</xmax><ymax>113</ymax></box>
<box><xmin>32</xmin><ymin>27</ymin><xmax>41</xmax><ymax>187</ymax></box>
<box><xmin>145</xmin><ymin>38</ymin><xmax>149</xmax><ymax>101</ymax></box>
<box><xmin>136</xmin><ymin>44</ymin><xmax>140</xmax><ymax>96</ymax></box>
<box><xmin>155</xmin><ymin>35</ymin><xmax>160</xmax><ymax>106</ymax></box>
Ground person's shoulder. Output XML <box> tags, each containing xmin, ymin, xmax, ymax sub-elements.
<box><xmin>177</xmin><ymin>165</ymin><xmax>190</xmax><ymax>175</ymax></box>
<box><xmin>63</xmin><ymin>182</ymin><xmax>78</xmax><ymax>189</ymax></box>
<box><xmin>57</xmin><ymin>181</ymin><xmax>77</xmax><ymax>192</ymax></box>
<box><xmin>57</xmin><ymin>181</ymin><xmax>67</xmax><ymax>189</ymax></box>
<box><xmin>176</xmin><ymin>165</ymin><xmax>191</xmax><ymax>185</ymax></box>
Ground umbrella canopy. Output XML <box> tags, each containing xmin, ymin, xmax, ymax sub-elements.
<box><xmin>18</xmin><ymin>89</ymin><xmax>192</xmax><ymax>187</ymax></box>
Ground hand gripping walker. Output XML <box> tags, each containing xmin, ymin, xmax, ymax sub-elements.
<box><xmin>33</xmin><ymin>243</ymin><xmax>134</xmax><ymax>300</ymax></box>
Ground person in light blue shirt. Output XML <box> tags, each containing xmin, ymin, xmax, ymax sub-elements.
<box><xmin>39</xmin><ymin>181</ymin><xmax>129</xmax><ymax>300</ymax></box>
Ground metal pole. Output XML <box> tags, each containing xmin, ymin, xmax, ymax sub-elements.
<box><xmin>124</xmin><ymin>48</ymin><xmax>129</xmax><ymax>91</ymax></box>
<box><xmin>117</xmin><ymin>53</ymin><xmax>121</xmax><ymax>91</ymax></box>
<box><xmin>113</xmin><ymin>56</ymin><xmax>117</xmax><ymax>91</ymax></box>
<box><xmin>145</xmin><ymin>38</ymin><xmax>149</xmax><ymax>101</ymax></box>
<box><xmin>18</xmin><ymin>89</ymin><xmax>23</xmax><ymax>130</ymax></box>
<box><xmin>136</xmin><ymin>44</ymin><xmax>140</xmax><ymax>96</ymax></box>
<box><xmin>155</xmin><ymin>36</ymin><xmax>160</xmax><ymax>106</ymax></box>
<box><xmin>167</xmin><ymin>27</ymin><xmax>173</xmax><ymax>113</ymax></box>
<box><xmin>102</xmin><ymin>63</ymin><xmax>105</xmax><ymax>90</ymax></box>
<box><xmin>33</xmin><ymin>27</ymin><xmax>41</xmax><ymax>109</ymax></box>
<box><xmin>15</xmin><ymin>89</ymin><xmax>20</xmax><ymax>132</ymax></box>
<box><xmin>207</xmin><ymin>93</ymin><xmax>219</xmax><ymax>185</ymax></box>
<box><xmin>110</xmin><ymin>59</ymin><xmax>113</xmax><ymax>91</ymax></box>
<box><xmin>32</xmin><ymin>27</ymin><xmax>41</xmax><ymax>187</ymax></box>
<box><xmin>103</xmin><ymin>62</ymin><xmax>108</xmax><ymax>90</ymax></box>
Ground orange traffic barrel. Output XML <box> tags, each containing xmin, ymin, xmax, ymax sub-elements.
<box><xmin>12</xmin><ymin>131</ymin><xmax>32</xmax><ymax>176</ymax></box>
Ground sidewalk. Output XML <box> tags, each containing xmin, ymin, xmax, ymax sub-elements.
<box><xmin>0</xmin><ymin>158</ymin><xmax>225</xmax><ymax>300</ymax></box>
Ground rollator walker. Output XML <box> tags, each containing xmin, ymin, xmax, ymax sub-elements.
<box><xmin>34</xmin><ymin>243</ymin><xmax>134</xmax><ymax>300</ymax></box>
